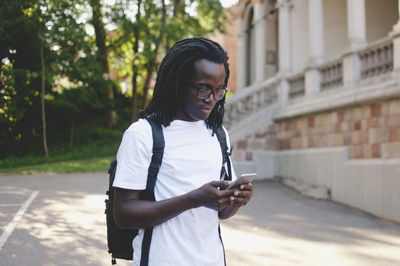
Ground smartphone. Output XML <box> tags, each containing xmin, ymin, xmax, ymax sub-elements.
<box><xmin>226</xmin><ymin>173</ymin><xmax>257</xmax><ymax>190</ymax></box>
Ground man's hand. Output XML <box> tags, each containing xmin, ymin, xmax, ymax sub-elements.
<box><xmin>231</xmin><ymin>183</ymin><xmax>253</xmax><ymax>206</ymax></box>
<box><xmin>191</xmin><ymin>180</ymin><xmax>235</xmax><ymax>211</ymax></box>
<box><xmin>218</xmin><ymin>182</ymin><xmax>253</xmax><ymax>219</ymax></box>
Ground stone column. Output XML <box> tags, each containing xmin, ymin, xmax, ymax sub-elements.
<box><xmin>390</xmin><ymin>0</ymin><xmax>400</xmax><ymax>70</ymax></box>
<box><xmin>254</xmin><ymin>1</ymin><xmax>266</xmax><ymax>83</ymax></box>
<box><xmin>342</xmin><ymin>0</ymin><xmax>366</xmax><ymax>89</ymax></box>
<box><xmin>278</xmin><ymin>0</ymin><xmax>292</xmax><ymax>74</ymax></box>
<box><xmin>304</xmin><ymin>68</ymin><xmax>321</xmax><ymax>98</ymax></box>
<box><xmin>305</xmin><ymin>0</ymin><xmax>324</xmax><ymax>98</ymax></box>
<box><xmin>308</xmin><ymin>0</ymin><xmax>324</xmax><ymax>66</ymax></box>
<box><xmin>278</xmin><ymin>79</ymin><xmax>290</xmax><ymax>106</ymax></box>
<box><xmin>342</xmin><ymin>53</ymin><xmax>362</xmax><ymax>89</ymax></box>
<box><xmin>346</xmin><ymin>0</ymin><xmax>367</xmax><ymax>50</ymax></box>
<box><xmin>277</xmin><ymin>0</ymin><xmax>293</xmax><ymax>106</ymax></box>
<box><xmin>237</xmin><ymin>17</ymin><xmax>247</xmax><ymax>90</ymax></box>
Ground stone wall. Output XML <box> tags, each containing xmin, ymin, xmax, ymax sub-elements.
<box><xmin>230</xmin><ymin>99</ymin><xmax>400</xmax><ymax>223</ymax></box>
<box><xmin>232</xmin><ymin>98</ymin><xmax>400</xmax><ymax>160</ymax></box>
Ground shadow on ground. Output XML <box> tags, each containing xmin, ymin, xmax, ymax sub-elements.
<box><xmin>1</xmin><ymin>174</ymin><xmax>399</xmax><ymax>266</ymax></box>
<box><xmin>222</xmin><ymin>180</ymin><xmax>400</xmax><ymax>266</ymax></box>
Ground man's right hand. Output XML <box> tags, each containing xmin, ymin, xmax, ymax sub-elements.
<box><xmin>191</xmin><ymin>180</ymin><xmax>236</xmax><ymax>211</ymax></box>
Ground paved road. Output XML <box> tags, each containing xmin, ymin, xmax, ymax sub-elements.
<box><xmin>0</xmin><ymin>172</ymin><xmax>399</xmax><ymax>266</ymax></box>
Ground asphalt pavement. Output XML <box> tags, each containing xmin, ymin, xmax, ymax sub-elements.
<box><xmin>0</xmin><ymin>172</ymin><xmax>399</xmax><ymax>266</ymax></box>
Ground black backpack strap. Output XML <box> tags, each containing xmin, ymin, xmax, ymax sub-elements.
<box><xmin>215</xmin><ymin>127</ymin><xmax>233</xmax><ymax>181</ymax></box>
<box><xmin>143</xmin><ymin>116</ymin><xmax>165</xmax><ymax>201</ymax></box>
<box><xmin>215</xmin><ymin>127</ymin><xmax>233</xmax><ymax>266</ymax></box>
<box><xmin>140</xmin><ymin>116</ymin><xmax>165</xmax><ymax>266</ymax></box>
<box><xmin>218</xmin><ymin>224</ymin><xmax>227</xmax><ymax>266</ymax></box>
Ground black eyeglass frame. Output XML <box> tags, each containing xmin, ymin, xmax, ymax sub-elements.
<box><xmin>189</xmin><ymin>83</ymin><xmax>228</xmax><ymax>101</ymax></box>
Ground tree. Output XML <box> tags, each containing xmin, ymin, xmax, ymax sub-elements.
<box><xmin>109</xmin><ymin>0</ymin><xmax>227</xmax><ymax>122</ymax></box>
<box><xmin>40</xmin><ymin>36</ymin><xmax>49</xmax><ymax>156</ymax></box>
<box><xmin>0</xmin><ymin>0</ymin><xmax>228</xmax><ymax>159</ymax></box>
<box><xmin>0</xmin><ymin>0</ymin><xmax>48</xmax><ymax>157</ymax></box>
<box><xmin>131</xmin><ymin>0</ymin><xmax>142</xmax><ymax>122</ymax></box>
<box><xmin>90</xmin><ymin>0</ymin><xmax>117</xmax><ymax>126</ymax></box>
<box><xmin>0</xmin><ymin>0</ymin><xmax>111</xmax><ymax>158</ymax></box>
<box><xmin>140</xmin><ymin>0</ymin><xmax>166</xmax><ymax>110</ymax></box>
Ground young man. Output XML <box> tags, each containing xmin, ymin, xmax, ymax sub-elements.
<box><xmin>113</xmin><ymin>37</ymin><xmax>253</xmax><ymax>266</ymax></box>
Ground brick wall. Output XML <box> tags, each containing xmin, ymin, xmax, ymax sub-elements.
<box><xmin>232</xmin><ymin>99</ymin><xmax>400</xmax><ymax>160</ymax></box>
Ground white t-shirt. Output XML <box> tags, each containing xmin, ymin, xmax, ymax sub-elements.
<box><xmin>113</xmin><ymin>119</ymin><xmax>236</xmax><ymax>266</ymax></box>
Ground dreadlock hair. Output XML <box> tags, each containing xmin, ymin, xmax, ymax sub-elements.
<box><xmin>138</xmin><ymin>37</ymin><xmax>230</xmax><ymax>133</ymax></box>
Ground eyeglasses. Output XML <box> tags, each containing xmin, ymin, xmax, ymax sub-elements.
<box><xmin>190</xmin><ymin>84</ymin><xmax>228</xmax><ymax>100</ymax></box>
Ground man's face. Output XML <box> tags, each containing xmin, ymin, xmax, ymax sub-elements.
<box><xmin>175</xmin><ymin>59</ymin><xmax>226</xmax><ymax>122</ymax></box>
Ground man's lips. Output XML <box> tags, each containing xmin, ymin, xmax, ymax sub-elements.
<box><xmin>199</xmin><ymin>104</ymin><xmax>215</xmax><ymax>110</ymax></box>
<box><xmin>199</xmin><ymin>106</ymin><xmax>212</xmax><ymax>112</ymax></box>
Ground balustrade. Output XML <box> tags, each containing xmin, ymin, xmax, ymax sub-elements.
<box><xmin>360</xmin><ymin>38</ymin><xmax>393</xmax><ymax>79</ymax></box>
<box><xmin>224</xmin><ymin>79</ymin><xmax>278</xmax><ymax>129</ymax></box>
<box><xmin>288</xmin><ymin>74</ymin><xmax>305</xmax><ymax>98</ymax></box>
<box><xmin>226</xmin><ymin>37</ymin><xmax>396</xmax><ymax>131</ymax></box>
<box><xmin>319</xmin><ymin>59</ymin><xmax>343</xmax><ymax>90</ymax></box>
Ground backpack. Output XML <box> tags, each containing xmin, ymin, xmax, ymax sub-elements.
<box><xmin>105</xmin><ymin>117</ymin><xmax>232</xmax><ymax>265</ymax></box>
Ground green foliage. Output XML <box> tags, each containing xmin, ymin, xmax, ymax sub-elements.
<box><xmin>0</xmin><ymin>0</ymin><xmax>228</xmax><ymax>165</ymax></box>
<box><xmin>107</xmin><ymin>0</ymin><xmax>227</xmax><ymax>103</ymax></box>
<box><xmin>0</xmin><ymin>0</ymin><xmax>112</xmax><ymax>159</ymax></box>
<box><xmin>0</xmin><ymin>124</ymin><xmax>123</xmax><ymax>168</ymax></box>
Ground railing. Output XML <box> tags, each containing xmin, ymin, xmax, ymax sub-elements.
<box><xmin>359</xmin><ymin>37</ymin><xmax>393</xmax><ymax>79</ymax></box>
<box><xmin>319</xmin><ymin>59</ymin><xmax>343</xmax><ymax>90</ymax></box>
<box><xmin>288</xmin><ymin>73</ymin><xmax>305</xmax><ymax>98</ymax></box>
<box><xmin>224</xmin><ymin>77</ymin><xmax>279</xmax><ymax>129</ymax></box>
<box><xmin>226</xmin><ymin>37</ymin><xmax>396</xmax><ymax>133</ymax></box>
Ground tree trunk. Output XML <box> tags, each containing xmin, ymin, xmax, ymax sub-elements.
<box><xmin>0</xmin><ymin>62</ymin><xmax>4</xmax><ymax>89</ymax></box>
<box><xmin>131</xmin><ymin>0</ymin><xmax>142</xmax><ymax>122</ymax></box>
<box><xmin>131</xmin><ymin>70</ymin><xmax>138</xmax><ymax>122</ymax></box>
<box><xmin>40</xmin><ymin>40</ymin><xmax>48</xmax><ymax>157</ymax></box>
<box><xmin>141</xmin><ymin>0</ymin><xmax>166</xmax><ymax>109</ymax></box>
<box><xmin>90</xmin><ymin>0</ymin><xmax>117</xmax><ymax>126</ymax></box>
<box><xmin>69</xmin><ymin>110</ymin><xmax>75</xmax><ymax>147</ymax></box>
<box><xmin>141</xmin><ymin>58</ymin><xmax>156</xmax><ymax>109</ymax></box>
<box><xmin>165</xmin><ymin>0</ymin><xmax>182</xmax><ymax>51</ymax></box>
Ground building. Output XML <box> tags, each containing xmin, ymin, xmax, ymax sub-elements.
<box><xmin>225</xmin><ymin>0</ymin><xmax>400</xmax><ymax>223</ymax></box>
<box><xmin>210</xmin><ymin>5</ymin><xmax>240</xmax><ymax>92</ymax></box>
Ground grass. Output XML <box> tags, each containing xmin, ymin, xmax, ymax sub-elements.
<box><xmin>0</xmin><ymin>156</ymin><xmax>114</xmax><ymax>175</ymax></box>
<box><xmin>0</xmin><ymin>124</ymin><xmax>124</xmax><ymax>171</ymax></box>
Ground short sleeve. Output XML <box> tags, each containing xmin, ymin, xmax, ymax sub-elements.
<box><xmin>113</xmin><ymin>119</ymin><xmax>153</xmax><ymax>190</ymax></box>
